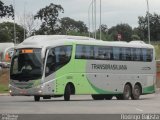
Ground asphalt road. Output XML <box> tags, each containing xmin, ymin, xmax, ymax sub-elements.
<box><xmin>0</xmin><ymin>93</ymin><xmax>160</xmax><ymax>114</ymax></box>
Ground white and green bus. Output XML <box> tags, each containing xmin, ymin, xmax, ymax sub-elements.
<box><xmin>9</xmin><ymin>35</ymin><xmax>156</xmax><ymax>101</ymax></box>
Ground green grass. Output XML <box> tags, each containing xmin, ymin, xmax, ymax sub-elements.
<box><xmin>154</xmin><ymin>44</ymin><xmax>160</xmax><ymax>60</ymax></box>
<box><xmin>0</xmin><ymin>84</ymin><xmax>9</xmax><ymax>93</ymax></box>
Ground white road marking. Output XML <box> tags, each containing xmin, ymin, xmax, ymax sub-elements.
<box><xmin>136</xmin><ymin>108</ymin><xmax>143</xmax><ymax>112</ymax></box>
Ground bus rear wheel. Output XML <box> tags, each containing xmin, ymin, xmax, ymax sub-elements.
<box><xmin>123</xmin><ymin>84</ymin><xmax>132</xmax><ymax>100</ymax></box>
<box><xmin>116</xmin><ymin>84</ymin><xmax>131</xmax><ymax>100</ymax></box>
<box><xmin>131</xmin><ymin>84</ymin><xmax>141</xmax><ymax>100</ymax></box>
<box><xmin>64</xmin><ymin>84</ymin><xmax>71</xmax><ymax>101</ymax></box>
<box><xmin>34</xmin><ymin>96</ymin><xmax>40</xmax><ymax>101</ymax></box>
<box><xmin>91</xmin><ymin>95</ymin><xmax>104</xmax><ymax>100</ymax></box>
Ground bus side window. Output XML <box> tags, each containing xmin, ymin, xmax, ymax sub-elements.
<box><xmin>84</xmin><ymin>46</ymin><xmax>93</xmax><ymax>59</ymax></box>
<box><xmin>146</xmin><ymin>49</ymin><xmax>153</xmax><ymax>62</ymax></box>
<box><xmin>45</xmin><ymin>49</ymin><xmax>56</xmax><ymax>76</ymax></box>
<box><xmin>125</xmin><ymin>48</ymin><xmax>131</xmax><ymax>61</ymax></box>
<box><xmin>89</xmin><ymin>46</ymin><xmax>94</xmax><ymax>59</ymax></box>
<box><xmin>121</xmin><ymin>48</ymin><xmax>126</xmax><ymax>61</ymax></box>
<box><xmin>136</xmin><ymin>48</ymin><xmax>141</xmax><ymax>61</ymax></box>
<box><xmin>131</xmin><ymin>48</ymin><xmax>136</xmax><ymax>61</ymax></box>
<box><xmin>75</xmin><ymin>45</ymin><xmax>87</xmax><ymax>59</ymax></box>
<box><xmin>75</xmin><ymin>45</ymin><xmax>94</xmax><ymax>59</ymax></box>
<box><xmin>113</xmin><ymin>47</ymin><xmax>120</xmax><ymax>60</ymax></box>
<box><xmin>105</xmin><ymin>46</ymin><xmax>112</xmax><ymax>60</ymax></box>
<box><xmin>142</xmin><ymin>48</ymin><xmax>147</xmax><ymax>62</ymax></box>
<box><xmin>94</xmin><ymin>46</ymin><xmax>99</xmax><ymax>60</ymax></box>
<box><xmin>98</xmin><ymin>46</ymin><xmax>106</xmax><ymax>60</ymax></box>
<box><xmin>45</xmin><ymin>46</ymin><xmax>72</xmax><ymax>77</ymax></box>
<box><xmin>75</xmin><ymin>45</ymin><xmax>82</xmax><ymax>59</ymax></box>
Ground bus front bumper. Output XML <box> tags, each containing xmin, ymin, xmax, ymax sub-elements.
<box><xmin>9</xmin><ymin>84</ymin><xmax>43</xmax><ymax>96</ymax></box>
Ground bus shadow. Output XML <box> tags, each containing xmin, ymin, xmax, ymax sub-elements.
<box><xmin>14</xmin><ymin>97</ymin><xmax>154</xmax><ymax>102</ymax></box>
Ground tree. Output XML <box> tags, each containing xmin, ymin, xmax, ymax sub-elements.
<box><xmin>131</xmin><ymin>34</ymin><xmax>140</xmax><ymax>40</ymax></box>
<box><xmin>60</xmin><ymin>17</ymin><xmax>88</xmax><ymax>35</ymax></box>
<box><xmin>18</xmin><ymin>13</ymin><xmax>38</xmax><ymax>37</ymax></box>
<box><xmin>96</xmin><ymin>24</ymin><xmax>111</xmax><ymax>41</ymax></box>
<box><xmin>0</xmin><ymin>0</ymin><xmax>14</xmax><ymax>18</ymax></box>
<box><xmin>108</xmin><ymin>23</ymin><xmax>132</xmax><ymax>41</ymax></box>
<box><xmin>97</xmin><ymin>24</ymin><xmax>108</xmax><ymax>34</ymax></box>
<box><xmin>132</xmin><ymin>27</ymin><xmax>144</xmax><ymax>41</ymax></box>
<box><xmin>0</xmin><ymin>22</ymin><xmax>25</xmax><ymax>43</ymax></box>
<box><xmin>34</xmin><ymin>3</ymin><xmax>64</xmax><ymax>35</ymax></box>
<box><xmin>138</xmin><ymin>13</ymin><xmax>160</xmax><ymax>41</ymax></box>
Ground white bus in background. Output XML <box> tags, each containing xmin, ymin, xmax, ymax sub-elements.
<box><xmin>0</xmin><ymin>42</ymin><xmax>14</xmax><ymax>68</ymax></box>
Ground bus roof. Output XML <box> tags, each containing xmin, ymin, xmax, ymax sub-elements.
<box><xmin>16</xmin><ymin>35</ymin><xmax>154</xmax><ymax>49</ymax></box>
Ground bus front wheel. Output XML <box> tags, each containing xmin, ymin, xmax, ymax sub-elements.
<box><xmin>34</xmin><ymin>96</ymin><xmax>40</xmax><ymax>102</ymax></box>
<box><xmin>131</xmin><ymin>84</ymin><xmax>141</xmax><ymax>100</ymax></box>
<box><xmin>64</xmin><ymin>84</ymin><xmax>71</xmax><ymax>101</ymax></box>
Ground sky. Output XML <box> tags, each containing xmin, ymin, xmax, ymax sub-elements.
<box><xmin>1</xmin><ymin>0</ymin><xmax>160</xmax><ymax>29</ymax></box>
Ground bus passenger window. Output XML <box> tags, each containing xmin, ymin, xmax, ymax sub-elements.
<box><xmin>113</xmin><ymin>47</ymin><xmax>120</xmax><ymax>60</ymax></box>
<box><xmin>125</xmin><ymin>48</ymin><xmax>131</xmax><ymax>61</ymax></box>
<box><xmin>45</xmin><ymin>50</ymin><xmax>56</xmax><ymax>76</ymax></box>
<box><xmin>135</xmin><ymin>48</ymin><xmax>141</xmax><ymax>61</ymax></box>
<box><xmin>142</xmin><ymin>49</ymin><xmax>147</xmax><ymax>61</ymax></box>
<box><xmin>45</xmin><ymin>46</ymin><xmax>72</xmax><ymax>77</ymax></box>
<box><xmin>121</xmin><ymin>48</ymin><xmax>126</xmax><ymax>61</ymax></box>
<box><xmin>75</xmin><ymin>45</ymin><xmax>86</xmax><ymax>59</ymax></box>
<box><xmin>75</xmin><ymin>45</ymin><xmax>94</xmax><ymax>59</ymax></box>
<box><xmin>146</xmin><ymin>49</ymin><xmax>153</xmax><ymax>62</ymax></box>
<box><xmin>131</xmin><ymin>48</ymin><xmax>136</xmax><ymax>61</ymax></box>
<box><xmin>105</xmin><ymin>47</ymin><xmax>112</xmax><ymax>60</ymax></box>
<box><xmin>98</xmin><ymin>47</ymin><xmax>106</xmax><ymax>60</ymax></box>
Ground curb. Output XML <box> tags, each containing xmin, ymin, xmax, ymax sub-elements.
<box><xmin>0</xmin><ymin>93</ymin><xmax>10</xmax><ymax>96</ymax></box>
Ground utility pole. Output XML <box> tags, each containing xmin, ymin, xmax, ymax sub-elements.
<box><xmin>91</xmin><ymin>0</ymin><xmax>94</xmax><ymax>38</ymax></box>
<box><xmin>100</xmin><ymin>0</ymin><xmax>102</xmax><ymax>40</ymax></box>
<box><xmin>94</xmin><ymin>0</ymin><xmax>96</xmax><ymax>39</ymax></box>
<box><xmin>146</xmin><ymin>0</ymin><xmax>151</xmax><ymax>44</ymax></box>
<box><xmin>13</xmin><ymin>0</ymin><xmax>16</xmax><ymax>44</ymax></box>
<box><xmin>23</xmin><ymin>2</ymin><xmax>26</xmax><ymax>40</ymax></box>
<box><xmin>88</xmin><ymin>1</ymin><xmax>93</xmax><ymax>38</ymax></box>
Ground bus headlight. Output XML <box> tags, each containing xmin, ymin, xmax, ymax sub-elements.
<box><xmin>38</xmin><ymin>90</ymin><xmax>42</xmax><ymax>93</ymax></box>
<box><xmin>9</xmin><ymin>90</ymin><xmax>12</xmax><ymax>93</ymax></box>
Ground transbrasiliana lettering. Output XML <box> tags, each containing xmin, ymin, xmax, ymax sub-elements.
<box><xmin>91</xmin><ymin>64</ymin><xmax>127</xmax><ymax>70</ymax></box>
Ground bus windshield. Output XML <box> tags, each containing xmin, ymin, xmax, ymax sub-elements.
<box><xmin>10</xmin><ymin>48</ymin><xmax>42</xmax><ymax>81</ymax></box>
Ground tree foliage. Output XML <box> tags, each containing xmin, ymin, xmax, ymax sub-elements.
<box><xmin>60</xmin><ymin>17</ymin><xmax>88</xmax><ymax>35</ymax></box>
<box><xmin>131</xmin><ymin>34</ymin><xmax>140</xmax><ymax>40</ymax></box>
<box><xmin>98</xmin><ymin>24</ymin><xmax>108</xmax><ymax>34</ymax></box>
<box><xmin>0</xmin><ymin>0</ymin><xmax>14</xmax><ymax>18</ymax></box>
<box><xmin>138</xmin><ymin>13</ymin><xmax>160</xmax><ymax>41</ymax></box>
<box><xmin>0</xmin><ymin>22</ymin><xmax>25</xmax><ymax>43</ymax></box>
<box><xmin>34</xmin><ymin>3</ymin><xmax>64</xmax><ymax>35</ymax></box>
<box><xmin>108</xmin><ymin>23</ymin><xmax>132</xmax><ymax>41</ymax></box>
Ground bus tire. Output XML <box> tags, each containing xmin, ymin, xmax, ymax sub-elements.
<box><xmin>131</xmin><ymin>84</ymin><xmax>141</xmax><ymax>100</ymax></box>
<box><xmin>105</xmin><ymin>95</ymin><xmax>113</xmax><ymax>100</ymax></box>
<box><xmin>122</xmin><ymin>84</ymin><xmax>132</xmax><ymax>100</ymax></box>
<box><xmin>91</xmin><ymin>95</ymin><xmax>104</xmax><ymax>100</ymax></box>
<box><xmin>34</xmin><ymin>96</ymin><xmax>40</xmax><ymax>101</ymax></box>
<box><xmin>64</xmin><ymin>84</ymin><xmax>71</xmax><ymax>101</ymax></box>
